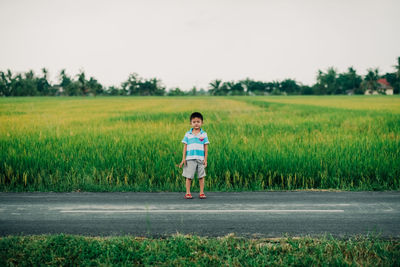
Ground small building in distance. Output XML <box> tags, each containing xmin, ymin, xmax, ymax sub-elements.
<box><xmin>364</xmin><ymin>78</ymin><xmax>394</xmax><ymax>95</ymax></box>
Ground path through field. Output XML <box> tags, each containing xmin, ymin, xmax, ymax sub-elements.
<box><xmin>1</xmin><ymin>191</ymin><xmax>399</xmax><ymax>238</ymax></box>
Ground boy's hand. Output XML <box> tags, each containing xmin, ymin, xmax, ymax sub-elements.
<box><xmin>203</xmin><ymin>160</ymin><xmax>207</xmax><ymax>168</ymax></box>
<box><xmin>179</xmin><ymin>159</ymin><xmax>186</xmax><ymax>168</ymax></box>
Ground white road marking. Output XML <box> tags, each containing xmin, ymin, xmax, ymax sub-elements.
<box><xmin>59</xmin><ymin>209</ymin><xmax>345</xmax><ymax>213</ymax></box>
<box><xmin>47</xmin><ymin>204</ymin><xmax>353</xmax><ymax>211</ymax></box>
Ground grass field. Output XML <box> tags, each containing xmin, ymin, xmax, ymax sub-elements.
<box><xmin>1</xmin><ymin>95</ymin><xmax>399</xmax><ymax>192</ymax></box>
<box><xmin>1</xmin><ymin>233</ymin><xmax>399</xmax><ymax>266</ymax></box>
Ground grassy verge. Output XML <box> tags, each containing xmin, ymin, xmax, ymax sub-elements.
<box><xmin>1</xmin><ymin>233</ymin><xmax>399</xmax><ymax>266</ymax></box>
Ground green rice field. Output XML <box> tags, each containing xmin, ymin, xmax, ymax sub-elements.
<box><xmin>1</xmin><ymin>95</ymin><xmax>399</xmax><ymax>192</ymax></box>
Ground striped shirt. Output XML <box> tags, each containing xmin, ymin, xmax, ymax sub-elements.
<box><xmin>181</xmin><ymin>128</ymin><xmax>210</xmax><ymax>160</ymax></box>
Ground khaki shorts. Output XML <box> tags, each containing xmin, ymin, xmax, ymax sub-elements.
<box><xmin>182</xmin><ymin>159</ymin><xmax>206</xmax><ymax>179</ymax></box>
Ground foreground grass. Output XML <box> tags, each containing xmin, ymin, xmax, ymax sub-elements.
<box><xmin>1</xmin><ymin>96</ymin><xmax>399</xmax><ymax>192</ymax></box>
<box><xmin>1</xmin><ymin>233</ymin><xmax>399</xmax><ymax>266</ymax></box>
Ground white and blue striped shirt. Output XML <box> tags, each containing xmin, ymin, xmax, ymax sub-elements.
<box><xmin>181</xmin><ymin>128</ymin><xmax>210</xmax><ymax>160</ymax></box>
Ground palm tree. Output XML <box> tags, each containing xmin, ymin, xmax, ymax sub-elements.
<box><xmin>394</xmin><ymin>57</ymin><xmax>400</xmax><ymax>79</ymax></box>
<box><xmin>362</xmin><ymin>68</ymin><xmax>379</xmax><ymax>93</ymax></box>
<box><xmin>121</xmin><ymin>73</ymin><xmax>140</xmax><ymax>95</ymax></box>
<box><xmin>77</xmin><ymin>69</ymin><xmax>87</xmax><ymax>95</ymax></box>
<box><xmin>208</xmin><ymin>79</ymin><xmax>222</xmax><ymax>95</ymax></box>
<box><xmin>37</xmin><ymin>68</ymin><xmax>51</xmax><ymax>96</ymax></box>
<box><xmin>240</xmin><ymin>77</ymin><xmax>253</xmax><ymax>95</ymax></box>
<box><xmin>41</xmin><ymin>68</ymin><xmax>48</xmax><ymax>79</ymax></box>
<box><xmin>59</xmin><ymin>69</ymin><xmax>71</xmax><ymax>87</ymax></box>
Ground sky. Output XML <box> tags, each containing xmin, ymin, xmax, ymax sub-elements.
<box><xmin>0</xmin><ymin>0</ymin><xmax>399</xmax><ymax>91</ymax></box>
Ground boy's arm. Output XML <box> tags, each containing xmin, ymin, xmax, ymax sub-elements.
<box><xmin>179</xmin><ymin>144</ymin><xmax>187</xmax><ymax>168</ymax></box>
<box><xmin>182</xmin><ymin>143</ymin><xmax>187</xmax><ymax>160</ymax></box>
<box><xmin>204</xmin><ymin>144</ymin><xmax>208</xmax><ymax>161</ymax></box>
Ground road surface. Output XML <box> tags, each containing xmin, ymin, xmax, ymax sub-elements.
<box><xmin>1</xmin><ymin>191</ymin><xmax>399</xmax><ymax>238</ymax></box>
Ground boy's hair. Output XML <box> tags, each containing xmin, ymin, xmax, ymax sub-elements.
<box><xmin>190</xmin><ymin>112</ymin><xmax>203</xmax><ymax>121</ymax></box>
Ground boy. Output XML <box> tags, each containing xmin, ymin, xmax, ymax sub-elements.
<box><xmin>179</xmin><ymin>112</ymin><xmax>209</xmax><ymax>199</ymax></box>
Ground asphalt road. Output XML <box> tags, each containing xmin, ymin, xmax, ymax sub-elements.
<box><xmin>1</xmin><ymin>191</ymin><xmax>399</xmax><ymax>238</ymax></box>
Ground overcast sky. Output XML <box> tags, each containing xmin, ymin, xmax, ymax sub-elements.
<box><xmin>0</xmin><ymin>0</ymin><xmax>399</xmax><ymax>91</ymax></box>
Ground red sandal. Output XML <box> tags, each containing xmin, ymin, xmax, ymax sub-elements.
<box><xmin>199</xmin><ymin>193</ymin><xmax>207</xmax><ymax>199</ymax></box>
<box><xmin>184</xmin><ymin>193</ymin><xmax>193</xmax><ymax>199</ymax></box>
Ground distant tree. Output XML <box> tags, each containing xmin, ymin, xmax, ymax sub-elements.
<box><xmin>315</xmin><ymin>67</ymin><xmax>339</xmax><ymax>95</ymax></box>
<box><xmin>104</xmin><ymin>85</ymin><xmax>121</xmax><ymax>96</ymax></box>
<box><xmin>394</xmin><ymin>56</ymin><xmax>400</xmax><ymax>79</ymax></box>
<box><xmin>300</xmin><ymin>84</ymin><xmax>313</xmax><ymax>95</ymax></box>
<box><xmin>58</xmin><ymin>69</ymin><xmax>75</xmax><ymax>96</ymax></box>
<box><xmin>189</xmin><ymin>86</ymin><xmax>197</xmax><ymax>96</ymax></box>
<box><xmin>155</xmin><ymin>80</ymin><xmax>167</xmax><ymax>96</ymax></box>
<box><xmin>240</xmin><ymin>78</ymin><xmax>266</xmax><ymax>95</ymax></box>
<box><xmin>219</xmin><ymin>81</ymin><xmax>230</xmax><ymax>95</ymax></box>
<box><xmin>327</xmin><ymin>68</ymin><xmax>340</xmax><ymax>94</ymax></box>
<box><xmin>3</xmin><ymin>57</ymin><xmax>400</xmax><ymax>97</ymax></box>
<box><xmin>361</xmin><ymin>68</ymin><xmax>380</xmax><ymax>93</ymax></box>
<box><xmin>59</xmin><ymin>69</ymin><xmax>71</xmax><ymax>88</ymax></box>
<box><xmin>383</xmin><ymin>72</ymin><xmax>398</xmax><ymax>94</ymax></box>
<box><xmin>5</xmin><ymin>70</ymin><xmax>16</xmax><ymax>96</ymax></box>
<box><xmin>167</xmin><ymin>87</ymin><xmax>185</xmax><ymax>96</ymax></box>
<box><xmin>36</xmin><ymin>68</ymin><xmax>52</xmax><ymax>96</ymax></box>
<box><xmin>121</xmin><ymin>73</ymin><xmax>165</xmax><ymax>96</ymax></box>
<box><xmin>0</xmin><ymin>70</ymin><xmax>11</xmax><ymax>96</ymax></box>
<box><xmin>121</xmin><ymin>73</ymin><xmax>141</xmax><ymax>95</ymax></box>
<box><xmin>337</xmin><ymin>67</ymin><xmax>362</xmax><ymax>94</ymax></box>
<box><xmin>314</xmin><ymin>70</ymin><xmax>325</xmax><ymax>95</ymax></box>
<box><xmin>0</xmin><ymin>72</ymin><xmax>5</xmax><ymax>96</ymax></box>
<box><xmin>106</xmin><ymin>86</ymin><xmax>123</xmax><ymax>96</ymax></box>
<box><xmin>87</xmin><ymin>77</ymin><xmax>103</xmax><ymax>96</ymax></box>
<box><xmin>208</xmin><ymin>79</ymin><xmax>222</xmax><ymax>96</ymax></box>
<box><xmin>388</xmin><ymin>56</ymin><xmax>400</xmax><ymax>94</ymax></box>
<box><xmin>239</xmin><ymin>78</ymin><xmax>252</xmax><ymax>95</ymax></box>
<box><xmin>138</xmin><ymin>80</ymin><xmax>153</xmax><ymax>96</ymax></box>
<box><xmin>252</xmin><ymin>81</ymin><xmax>267</xmax><ymax>95</ymax></box>
<box><xmin>271</xmin><ymin>88</ymin><xmax>282</xmax><ymax>95</ymax></box>
<box><xmin>77</xmin><ymin>70</ymin><xmax>88</xmax><ymax>96</ymax></box>
<box><xmin>265</xmin><ymin>81</ymin><xmax>280</xmax><ymax>94</ymax></box>
<box><xmin>249</xmin><ymin>81</ymin><xmax>268</xmax><ymax>95</ymax></box>
<box><xmin>68</xmin><ymin>82</ymin><xmax>81</xmax><ymax>96</ymax></box>
<box><xmin>227</xmin><ymin>81</ymin><xmax>245</xmax><ymax>95</ymax></box>
<box><xmin>140</xmin><ymin>78</ymin><xmax>162</xmax><ymax>96</ymax></box>
<box><xmin>198</xmin><ymin>88</ymin><xmax>207</xmax><ymax>95</ymax></box>
<box><xmin>280</xmin><ymin>79</ymin><xmax>300</xmax><ymax>95</ymax></box>
<box><xmin>18</xmin><ymin>70</ymin><xmax>38</xmax><ymax>96</ymax></box>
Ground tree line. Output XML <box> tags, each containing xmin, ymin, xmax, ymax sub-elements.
<box><xmin>1</xmin><ymin>57</ymin><xmax>399</xmax><ymax>97</ymax></box>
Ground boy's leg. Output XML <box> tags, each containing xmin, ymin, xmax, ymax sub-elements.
<box><xmin>197</xmin><ymin>159</ymin><xmax>206</xmax><ymax>195</ymax></box>
<box><xmin>183</xmin><ymin>160</ymin><xmax>195</xmax><ymax>194</ymax></box>
<box><xmin>199</xmin><ymin>177</ymin><xmax>205</xmax><ymax>194</ymax></box>
<box><xmin>186</xmin><ymin>178</ymin><xmax>192</xmax><ymax>194</ymax></box>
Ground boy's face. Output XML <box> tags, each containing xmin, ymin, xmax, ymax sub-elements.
<box><xmin>190</xmin><ymin>117</ymin><xmax>203</xmax><ymax>130</ymax></box>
